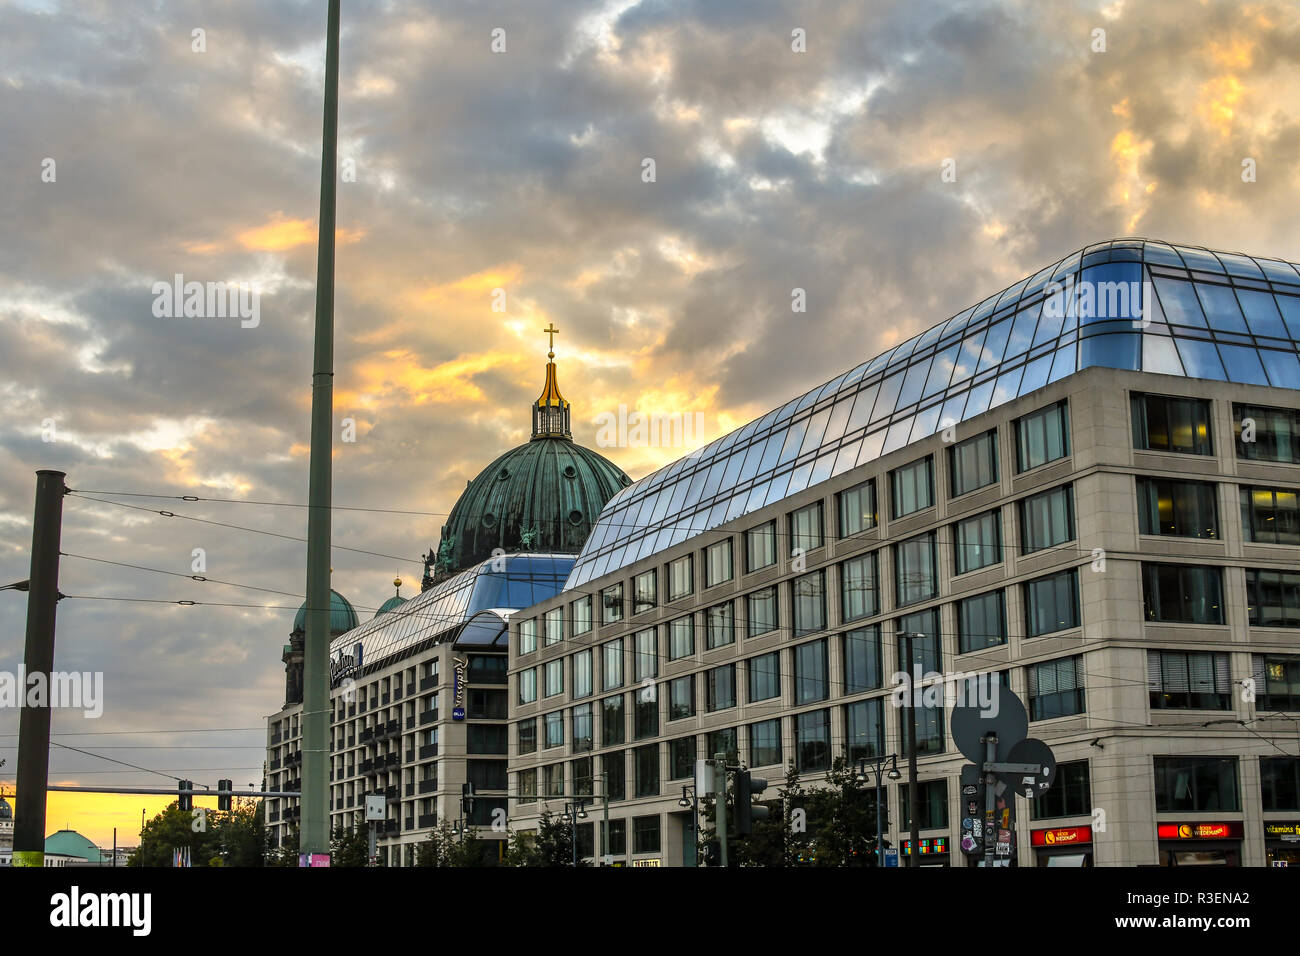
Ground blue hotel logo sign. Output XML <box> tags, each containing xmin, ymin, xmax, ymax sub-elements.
<box><xmin>452</xmin><ymin>657</ymin><xmax>467</xmax><ymax>720</ymax></box>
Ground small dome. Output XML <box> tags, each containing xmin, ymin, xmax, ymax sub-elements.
<box><xmin>0</xmin><ymin>795</ymin><xmax>11</xmax><ymax>820</ymax></box>
<box><xmin>292</xmin><ymin>589</ymin><xmax>358</xmax><ymax>635</ymax></box>
<box><xmin>374</xmin><ymin>594</ymin><xmax>408</xmax><ymax>618</ymax></box>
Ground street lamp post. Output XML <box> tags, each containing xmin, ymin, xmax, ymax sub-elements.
<box><xmin>678</xmin><ymin>786</ymin><xmax>699</xmax><ymax>866</ymax></box>
<box><xmin>856</xmin><ymin>754</ymin><xmax>902</xmax><ymax>867</ymax></box>
<box><xmin>561</xmin><ymin>800</ymin><xmax>589</xmax><ymax>867</ymax></box>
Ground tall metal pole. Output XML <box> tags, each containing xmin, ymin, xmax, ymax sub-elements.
<box><xmin>904</xmin><ymin>632</ymin><xmax>920</xmax><ymax>868</ymax></box>
<box><xmin>601</xmin><ymin>770</ymin><xmax>610</xmax><ymax>865</ymax></box>
<box><xmin>875</xmin><ymin>771</ymin><xmax>883</xmax><ymax>868</ymax></box>
<box><xmin>301</xmin><ymin>0</ymin><xmax>341</xmax><ymax>864</ymax></box>
<box><xmin>12</xmin><ymin>469</ymin><xmax>66</xmax><ymax>868</ymax></box>
<box><xmin>714</xmin><ymin>753</ymin><xmax>728</xmax><ymax>868</ymax></box>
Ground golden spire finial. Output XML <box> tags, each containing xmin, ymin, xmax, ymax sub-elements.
<box><xmin>543</xmin><ymin>322</ymin><xmax>559</xmax><ymax>359</ymax></box>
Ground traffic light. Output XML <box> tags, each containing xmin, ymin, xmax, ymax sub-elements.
<box><xmin>461</xmin><ymin>782</ymin><xmax>476</xmax><ymax>817</ymax></box>
<box><xmin>734</xmin><ymin>769</ymin><xmax>769</xmax><ymax>836</ymax></box>
<box><xmin>217</xmin><ymin>779</ymin><xmax>232</xmax><ymax>812</ymax></box>
<box><xmin>178</xmin><ymin>780</ymin><xmax>193</xmax><ymax>812</ymax></box>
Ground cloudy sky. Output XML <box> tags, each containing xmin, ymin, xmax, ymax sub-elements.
<box><xmin>1</xmin><ymin>0</ymin><xmax>1298</xmax><ymax>846</ymax></box>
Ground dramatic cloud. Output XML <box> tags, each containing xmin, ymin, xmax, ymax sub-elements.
<box><xmin>1</xmin><ymin>0</ymin><xmax>1299</xmax><ymax>843</ymax></box>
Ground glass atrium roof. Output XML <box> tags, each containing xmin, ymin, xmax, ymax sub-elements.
<box><xmin>328</xmin><ymin>553</ymin><xmax>572</xmax><ymax>678</ymax></box>
<box><xmin>567</xmin><ymin>238</ymin><xmax>1300</xmax><ymax>588</ymax></box>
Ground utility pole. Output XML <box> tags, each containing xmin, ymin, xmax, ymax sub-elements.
<box><xmin>903</xmin><ymin>630</ymin><xmax>921</xmax><ymax>868</ymax></box>
<box><xmin>714</xmin><ymin>753</ymin><xmax>728</xmax><ymax>869</ymax></box>
<box><xmin>12</xmin><ymin>469</ymin><xmax>66</xmax><ymax>868</ymax></box>
<box><xmin>301</xmin><ymin>0</ymin><xmax>341</xmax><ymax>865</ymax></box>
<box><xmin>601</xmin><ymin>769</ymin><xmax>610</xmax><ymax>866</ymax></box>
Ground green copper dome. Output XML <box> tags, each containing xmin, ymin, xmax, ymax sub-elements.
<box><xmin>374</xmin><ymin>594</ymin><xmax>408</xmax><ymax>618</ymax></box>
<box><xmin>292</xmin><ymin>589</ymin><xmax>359</xmax><ymax>635</ymax></box>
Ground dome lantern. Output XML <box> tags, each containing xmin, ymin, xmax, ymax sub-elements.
<box><xmin>532</xmin><ymin>322</ymin><xmax>571</xmax><ymax>440</ymax></box>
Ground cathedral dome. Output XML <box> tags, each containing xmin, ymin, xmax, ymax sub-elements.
<box><xmin>425</xmin><ymin>328</ymin><xmax>631</xmax><ymax>583</ymax></box>
<box><xmin>292</xmin><ymin>589</ymin><xmax>358</xmax><ymax>635</ymax></box>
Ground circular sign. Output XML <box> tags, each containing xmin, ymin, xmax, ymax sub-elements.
<box><xmin>949</xmin><ymin>683</ymin><xmax>1028</xmax><ymax>764</ymax></box>
<box><xmin>998</xmin><ymin>737</ymin><xmax>1057</xmax><ymax>798</ymax></box>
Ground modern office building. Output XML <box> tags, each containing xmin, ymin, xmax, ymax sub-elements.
<box><xmin>506</xmin><ymin>239</ymin><xmax>1300</xmax><ymax>867</ymax></box>
<box><xmin>265</xmin><ymin>342</ymin><xmax>630</xmax><ymax>864</ymax></box>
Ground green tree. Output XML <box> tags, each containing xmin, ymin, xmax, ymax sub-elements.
<box><xmin>530</xmin><ymin>810</ymin><xmax>576</xmax><ymax>867</ymax></box>
<box><xmin>129</xmin><ymin>801</ymin><xmax>267</xmax><ymax>867</ymax></box>
<box><xmin>330</xmin><ymin>822</ymin><xmax>371</xmax><ymax>867</ymax></box>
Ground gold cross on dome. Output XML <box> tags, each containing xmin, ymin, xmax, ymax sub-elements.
<box><xmin>543</xmin><ymin>323</ymin><xmax>559</xmax><ymax>352</ymax></box>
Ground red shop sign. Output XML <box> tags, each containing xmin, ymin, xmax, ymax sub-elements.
<box><xmin>1157</xmin><ymin>821</ymin><xmax>1244</xmax><ymax>840</ymax></box>
<box><xmin>1030</xmin><ymin>826</ymin><xmax>1093</xmax><ymax>847</ymax></box>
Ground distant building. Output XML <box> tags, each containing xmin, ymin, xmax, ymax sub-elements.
<box><xmin>0</xmin><ymin>795</ymin><xmax>13</xmax><ymax>866</ymax></box>
<box><xmin>43</xmin><ymin>829</ymin><xmax>110</xmax><ymax>867</ymax></box>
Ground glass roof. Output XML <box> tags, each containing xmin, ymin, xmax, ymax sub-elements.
<box><xmin>567</xmin><ymin>238</ymin><xmax>1300</xmax><ymax>589</ymax></box>
<box><xmin>329</xmin><ymin>553</ymin><xmax>573</xmax><ymax>679</ymax></box>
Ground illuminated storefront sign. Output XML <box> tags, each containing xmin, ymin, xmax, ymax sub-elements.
<box><xmin>631</xmin><ymin>858</ymin><xmax>661</xmax><ymax>867</ymax></box>
<box><xmin>1157</xmin><ymin>821</ymin><xmax>1244</xmax><ymax>840</ymax></box>
<box><xmin>1030</xmin><ymin>826</ymin><xmax>1092</xmax><ymax>847</ymax></box>
<box><xmin>1264</xmin><ymin>822</ymin><xmax>1300</xmax><ymax>841</ymax></box>
<box><xmin>901</xmin><ymin>838</ymin><xmax>948</xmax><ymax>855</ymax></box>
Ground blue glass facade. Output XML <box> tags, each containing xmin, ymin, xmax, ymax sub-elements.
<box><xmin>568</xmin><ymin>239</ymin><xmax>1300</xmax><ymax>588</ymax></box>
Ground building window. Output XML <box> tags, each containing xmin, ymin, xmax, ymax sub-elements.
<box><xmin>1261</xmin><ymin>757</ymin><xmax>1300</xmax><ymax>811</ymax></box>
<box><xmin>894</xmin><ymin>531</ymin><xmax>938</xmax><ymax>607</ymax></box>
<box><xmin>843</xmin><ymin>626</ymin><xmax>882</xmax><ymax>693</ymax></box>
<box><xmin>748</xmin><ymin>651</ymin><xmax>781</xmax><ymax>703</ymax></box>
<box><xmin>897</xmin><ymin>608</ymin><xmax>941</xmax><ymax>674</ymax></box>
<box><xmin>517</xmin><ymin>768</ymin><xmax>538</xmax><ymax>805</ymax></box>
<box><xmin>838</xmin><ymin>479</ymin><xmax>877</xmax><ymax>538</ymax></box>
<box><xmin>634</xmin><ymin>745</ymin><xmax>659</xmax><ymax>797</ymax></box>
<box><xmin>602</xmin><ymin>694</ymin><xmax>624</xmax><ymax>746</ymax></box>
<box><xmin>1015</xmin><ymin>401</ymin><xmax>1070</xmax><ymax>472</ymax></box>
<box><xmin>544</xmin><ymin>764</ymin><xmax>564</xmax><ymax>798</ymax></box>
<box><xmin>1247</xmin><ymin>568</ymin><xmax>1300</xmax><ymax>627</ymax></box>
<box><xmin>634</xmin><ymin>628</ymin><xmax>658</xmax><ymax>680</ymax></box>
<box><xmin>601</xmin><ymin>583</ymin><xmax>624</xmax><ymax>624</ymax></box>
<box><xmin>1234</xmin><ymin>403</ymin><xmax>1300</xmax><ymax>463</ymax></box>
<box><xmin>668</xmin><ymin>675</ymin><xmax>695</xmax><ymax>720</ymax></box>
<box><xmin>573</xmin><ymin>650</ymin><xmax>593</xmax><ymax>699</ymax></box>
<box><xmin>572</xmin><ymin>703</ymin><xmax>594</xmax><ymax>752</ymax></box>
<box><xmin>544</xmin><ymin>711</ymin><xmax>564</xmax><ymax>749</ymax></box>
<box><xmin>891</xmin><ymin>456</ymin><xmax>934</xmax><ymax>518</ymax></box>
<box><xmin>749</xmin><ymin>718</ymin><xmax>782</xmax><ymax>768</ymax></box>
<box><xmin>796</xmin><ymin>709</ymin><xmax>831</xmax><ymax>772</ymax></box>
<box><xmin>1148</xmin><ymin>651</ymin><xmax>1231</xmax><ymax>710</ymax></box>
<box><xmin>572</xmin><ymin>595</ymin><xmax>592</xmax><ymax>635</ymax></box>
<box><xmin>790</xmin><ymin>501</ymin><xmax>825</xmax><ymax>552</ymax></box>
<box><xmin>958</xmin><ymin>590</ymin><xmax>1007</xmax><ymax>653</ymax></box>
<box><xmin>1024</xmin><ymin>569</ymin><xmax>1080</xmax><ymax>637</ymax></box>
<box><xmin>1154</xmin><ymin>757</ymin><xmax>1239</xmax><ymax>812</ymax></box>
<box><xmin>1020</xmin><ymin>484</ymin><xmax>1075</xmax><ymax>554</ymax></box>
<box><xmin>633</xmin><ymin>815</ymin><xmax>661</xmax><ymax>853</ymax></box>
<box><xmin>792</xmin><ymin>569</ymin><xmax>827</xmax><ymax>635</ymax></box>
<box><xmin>846</xmin><ymin>698</ymin><xmax>885</xmax><ymax>761</ymax></box>
<box><xmin>633</xmin><ymin>570</ymin><xmax>657</xmax><ymax>613</ymax></box>
<box><xmin>518</xmin><ymin>718</ymin><xmax>537</xmax><ymax>755</ymax></box>
<box><xmin>603</xmin><ymin>639</ymin><xmax>623</xmax><ymax>690</ymax></box>
<box><xmin>706</xmin><ymin>601</ymin><xmax>735</xmax><ymax>649</ymax></box>
<box><xmin>840</xmin><ymin>552</ymin><xmax>879</xmax><ymax>622</ymax></box>
<box><xmin>602</xmin><ymin>752</ymin><xmax>625</xmax><ymax>802</ymax></box>
<box><xmin>794</xmin><ymin>639</ymin><xmax>829</xmax><ymax>704</ymax></box>
<box><xmin>706</xmin><ymin>727</ymin><xmax>739</xmax><ymax>764</ymax></box>
<box><xmin>1253</xmin><ymin>655</ymin><xmax>1300</xmax><ymax>711</ymax></box>
<box><xmin>543</xmin><ymin>659</ymin><xmax>564</xmax><ymax>698</ymax></box>
<box><xmin>1142</xmin><ymin>563</ymin><xmax>1224</xmax><ymax>624</ymax></box>
<box><xmin>707</xmin><ymin>664</ymin><xmax>737</xmax><ymax>712</ymax></box>
<box><xmin>747</xmin><ymin>586</ymin><xmax>778</xmax><ymax>637</ymax></box>
<box><xmin>519</xmin><ymin>618</ymin><xmax>537</xmax><ymax>656</ymax></box>
<box><xmin>667</xmin><ymin>554</ymin><xmax>694</xmax><ymax>600</ymax></box>
<box><xmin>900</xmin><ymin>780</ymin><xmax>949</xmax><ymax>830</ymax></box>
<box><xmin>746</xmin><ymin>520</ymin><xmax>778</xmax><ymax>572</ymax></box>
<box><xmin>1031</xmin><ymin>760</ymin><xmax>1090</xmax><ymax>820</ymax></box>
<box><xmin>705</xmin><ymin>539</ymin><xmax>734</xmax><ymax>587</ymax></box>
<box><xmin>1137</xmin><ymin>478</ymin><xmax>1220</xmax><ymax>539</ymax></box>
<box><xmin>1028</xmin><ymin>656</ymin><xmax>1086</xmax><ymax>720</ymax></box>
<box><xmin>914</xmin><ymin>704</ymin><xmax>944</xmax><ymax>755</ymax></box>
<box><xmin>668</xmin><ymin>615</ymin><xmax>694</xmax><ymax>660</ymax></box>
<box><xmin>1240</xmin><ymin>486</ymin><xmax>1300</xmax><ymax>545</ymax></box>
<box><xmin>634</xmin><ymin>689</ymin><xmax>658</xmax><ymax>740</ymax></box>
<box><xmin>518</xmin><ymin>667</ymin><xmax>537</xmax><ymax>705</ymax></box>
<box><xmin>954</xmin><ymin>509</ymin><xmax>1002</xmax><ymax>575</ymax></box>
<box><xmin>950</xmin><ymin>429</ymin><xmax>999</xmax><ymax>497</ymax></box>
<box><xmin>1132</xmin><ymin>393</ymin><xmax>1212</xmax><ymax>455</ymax></box>
<box><xmin>543</xmin><ymin>608</ymin><xmax>563</xmax><ymax>646</ymax></box>
<box><xmin>669</xmin><ymin>736</ymin><xmax>696</xmax><ymax>780</ymax></box>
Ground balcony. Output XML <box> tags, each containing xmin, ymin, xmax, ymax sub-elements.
<box><xmin>404</xmin><ymin>750</ymin><xmax>414</xmax><ymax>762</ymax></box>
<box><xmin>417</xmin><ymin>813</ymin><xmax>437</xmax><ymax>829</ymax></box>
<box><xmin>419</xmin><ymin>743</ymin><xmax>438</xmax><ymax>760</ymax></box>
<box><xmin>419</xmin><ymin>675</ymin><xmax>436</xmax><ymax>691</ymax></box>
<box><xmin>385</xmin><ymin>786</ymin><xmax>399</xmax><ymax>803</ymax></box>
<box><xmin>385</xmin><ymin>719</ymin><xmax>399</xmax><ymax>736</ymax></box>
<box><xmin>405</xmin><ymin>716</ymin><xmax>415</xmax><ymax>730</ymax></box>
<box><xmin>269</xmin><ymin>758</ymin><xmax>281</xmax><ymax>771</ymax></box>
<box><xmin>404</xmin><ymin>817</ymin><xmax>414</xmax><ymax>830</ymax></box>
<box><xmin>405</xmin><ymin>783</ymin><xmax>414</xmax><ymax>797</ymax></box>
<box><xmin>418</xmin><ymin>779</ymin><xmax>438</xmax><ymax>795</ymax></box>
<box><xmin>383</xmin><ymin>819</ymin><xmax>398</xmax><ymax>834</ymax></box>
<box><xmin>381</xmin><ymin>693</ymin><xmax>390</xmax><ymax>706</ymax></box>
<box><xmin>358</xmin><ymin>759</ymin><xmax>374</xmax><ymax>774</ymax></box>
<box><xmin>418</xmin><ymin>710</ymin><xmax>437</xmax><ymax>727</ymax></box>
<box><xmin>359</xmin><ymin>728</ymin><xmax>374</xmax><ymax>744</ymax></box>
<box><xmin>405</xmin><ymin>683</ymin><xmax>415</xmax><ymax>697</ymax></box>
<box><xmin>270</xmin><ymin>732</ymin><xmax>282</xmax><ymax>745</ymax></box>
<box><xmin>269</xmin><ymin>810</ymin><xmax>280</xmax><ymax>823</ymax></box>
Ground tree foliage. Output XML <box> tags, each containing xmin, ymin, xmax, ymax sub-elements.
<box><xmin>128</xmin><ymin>799</ymin><xmax>266</xmax><ymax>867</ymax></box>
